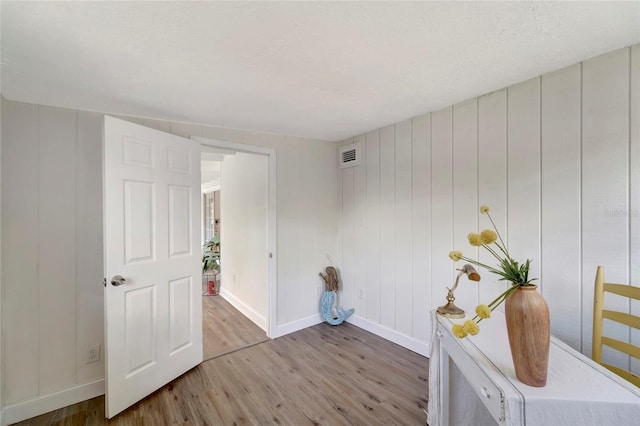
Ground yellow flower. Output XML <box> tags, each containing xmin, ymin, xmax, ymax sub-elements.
<box><xmin>468</xmin><ymin>233</ymin><xmax>483</xmax><ymax>247</ymax></box>
<box><xmin>449</xmin><ymin>250</ymin><xmax>463</xmax><ymax>261</ymax></box>
<box><xmin>480</xmin><ymin>205</ymin><xmax>490</xmax><ymax>214</ymax></box>
<box><xmin>452</xmin><ymin>324</ymin><xmax>467</xmax><ymax>338</ymax></box>
<box><xmin>475</xmin><ymin>304</ymin><xmax>491</xmax><ymax>319</ymax></box>
<box><xmin>463</xmin><ymin>320</ymin><xmax>480</xmax><ymax>335</ymax></box>
<box><xmin>480</xmin><ymin>229</ymin><xmax>497</xmax><ymax>244</ymax></box>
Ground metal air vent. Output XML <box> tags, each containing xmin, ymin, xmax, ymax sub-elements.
<box><xmin>339</xmin><ymin>143</ymin><xmax>361</xmax><ymax>168</ymax></box>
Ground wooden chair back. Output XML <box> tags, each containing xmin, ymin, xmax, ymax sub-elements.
<box><xmin>592</xmin><ymin>266</ymin><xmax>640</xmax><ymax>387</ymax></box>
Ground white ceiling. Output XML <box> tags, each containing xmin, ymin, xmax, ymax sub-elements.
<box><xmin>2</xmin><ymin>2</ymin><xmax>639</xmax><ymax>142</ymax></box>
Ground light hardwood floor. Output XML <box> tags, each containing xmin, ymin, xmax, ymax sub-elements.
<box><xmin>203</xmin><ymin>294</ymin><xmax>268</xmax><ymax>360</ymax></box>
<box><xmin>15</xmin><ymin>322</ymin><xmax>429</xmax><ymax>425</ymax></box>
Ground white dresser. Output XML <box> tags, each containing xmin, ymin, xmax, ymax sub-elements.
<box><xmin>428</xmin><ymin>311</ymin><xmax>640</xmax><ymax>426</ymax></box>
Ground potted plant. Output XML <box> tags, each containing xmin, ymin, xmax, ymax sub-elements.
<box><xmin>202</xmin><ymin>235</ymin><xmax>220</xmax><ymax>294</ymax></box>
<box><xmin>448</xmin><ymin>205</ymin><xmax>549</xmax><ymax>387</ymax></box>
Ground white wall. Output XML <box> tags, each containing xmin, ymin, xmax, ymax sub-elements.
<box><xmin>0</xmin><ymin>101</ymin><xmax>339</xmax><ymax>422</ymax></box>
<box><xmin>1</xmin><ymin>104</ymin><xmax>105</xmax><ymax>423</ymax></box>
<box><xmin>219</xmin><ymin>152</ymin><xmax>269</xmax><ymax>330</ymax></box>
<box><xmin>0</xmin><ymin>28</ymin><xmax>3</xmax><ymax>422</ymax></box>
<box><xmin>339</xmin><ymin>45</ymin><xmax>640</xmax><ymax>367</ymax></box>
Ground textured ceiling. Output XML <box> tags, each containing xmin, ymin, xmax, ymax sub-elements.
<box><xmin>2</xmin><ymin>2</ymin><xmax>639</xmax><ymax>141</ymax></box>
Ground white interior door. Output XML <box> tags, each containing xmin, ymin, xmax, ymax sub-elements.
<box><xmin>103</xmin><ymin>116</ymin><xmax>203</xmax><ymax>418</ymax></box>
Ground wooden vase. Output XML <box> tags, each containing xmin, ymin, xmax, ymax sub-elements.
<box><xmin>504</xmin><ymin>284</ymin><xmax>550</xmax><ymax>387</ymax></box>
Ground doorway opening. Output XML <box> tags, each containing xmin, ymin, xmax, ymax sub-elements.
<box><xmin>201</xmin><ymin>159</ymin><xmax>221</xmax><ymax>296</ymax></box>
<box><xmin>196</xmin><ymin>137</ymin><xmax>277</xmax><ymax>360</ymax></box>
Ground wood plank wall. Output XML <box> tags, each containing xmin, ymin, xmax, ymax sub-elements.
<box><xmin>339</xmin><ymin>45</ymin><xmax>640</xmax><ymax>369</ymax></box>
<box><xmin>1</xmin><ymin>103</ymin><xmax>339</xmax><ymax>408</ymax></box>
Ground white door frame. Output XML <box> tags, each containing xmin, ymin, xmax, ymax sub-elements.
<box><xmin>193</xmin><ymin>136</ymin><xmax>277</xmax><ymax>339</ymax></box>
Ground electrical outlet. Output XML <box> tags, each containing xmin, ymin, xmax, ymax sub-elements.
<box><xmin>88</xmin><ymin>344</ymin><xmax>100</xmax><ymax>363</ymax></box>
<box><xmin>358</xmin><ymin>288</ymin><xmax>365</xmax><ymax>299</ymax></box>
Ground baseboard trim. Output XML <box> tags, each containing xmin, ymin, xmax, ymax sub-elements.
<box><xmin>3</xmin><ymin>379</ymin><xmax>104</xmax><ymax>425</ymax></box>
<box><xmin>274</xmin><ymin>313</ymin><xmax>430</xmax><ymax>356</ymax></box>
<box><xmin>346</xmin><ymin>315</ymin><xmax>430</xmax><ymax>357</ymax></box>
<box><xmin>275</xmin><ymin>313</ymin><xmax>323</xmax><ymax>338</ymax></box>
<box><xmin>219</xmin><ymin>289</ymin><xmax>268</xmax><ymax>332</ymax></box>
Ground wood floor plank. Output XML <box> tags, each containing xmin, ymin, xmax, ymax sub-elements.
<box><xmin>14</xmin><ymin>322</ymin><xmax>428</xmax><ymax>426</ymax></box>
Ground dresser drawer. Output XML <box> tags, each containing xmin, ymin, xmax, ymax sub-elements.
<box><xmin>437</xmin><ymin>322</ymin><xmax>505</xmax><ymax>424</ymax></box>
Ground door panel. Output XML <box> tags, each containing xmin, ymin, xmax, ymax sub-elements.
<box><xmin>168</xmin><ymin>185</ymin><xmax>192</xmax><ymax>257</ymax></box>
<box><xmin>169</xmin><ymin>277</ymin><xmax>194</xmax><ymax>352</ymax></box>
<box><xmin>125</xmin><ymin>285</ymin><xmax>156</xmax><ymax>374</ymax></box>
<box><xmin>124</xmin><ymin>180</ymin><xmax>155</xmax><ymax>263</ymax></box>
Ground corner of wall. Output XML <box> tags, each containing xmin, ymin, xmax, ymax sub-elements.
<box><xmin>334</xmin><ymin>140</ymin><xmax>344</xmax><ymax>271</ymax></box>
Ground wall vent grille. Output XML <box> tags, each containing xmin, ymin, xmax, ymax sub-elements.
<box><xmin>339</xmin><ymin>143</ymin><xmax>361</xmax><ymax>168</ymax></box>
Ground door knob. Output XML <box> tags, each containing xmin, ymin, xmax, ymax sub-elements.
<box><xmin>111</xmin><ymin>275</ymin><xmax>126</xmax><ymax>286</ymax></box>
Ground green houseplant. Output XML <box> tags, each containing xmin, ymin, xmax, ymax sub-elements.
<box><xmin>202</xmin><ymin>235</ymin><xmax>221</xmax><ymax>274</ymax></box>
